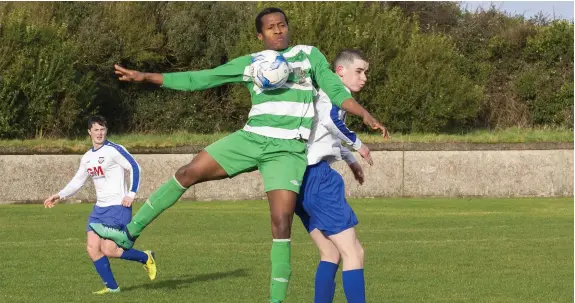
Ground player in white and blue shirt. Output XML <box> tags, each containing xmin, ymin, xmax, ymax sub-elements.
<box><xmin>296</xmin><ymin>50</ymin><xmax>385</xmax><ymax>303</ymax></box>
<box><xmin>43</xmin><ymin>116</ymin><xmax>157</xmax><ymax>294</ymax></box>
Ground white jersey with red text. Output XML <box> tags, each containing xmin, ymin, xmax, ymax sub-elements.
<box><xmin>58</xmin><ymin>140</ymin><xmax>141</xmax><ymax>207</ymax></box>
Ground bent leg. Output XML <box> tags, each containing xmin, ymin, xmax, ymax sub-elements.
<box><xmin>127</xmin><ymin>150</ymin><xmax>228</xmax><ymax>237</ymax></box>
<box><xmin>128</xmin><ymin>130</ymin><xmax>262</xmax><ymax>237</ymax></box>
<box><xmin>100</xmin><ymin>239</ymin><xmax>124</xmax><ymax>258</ymax></box>
<box><xmin>91</xmin><ymin>131</ymin><xmax>259</xmax><ymax>249</ymax></box>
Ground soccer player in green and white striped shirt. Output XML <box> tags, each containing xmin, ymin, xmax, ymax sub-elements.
<box><xmin>90</xmin><ymin>7</ymin><xmax>388</xmax><ymax>303</ymax></box>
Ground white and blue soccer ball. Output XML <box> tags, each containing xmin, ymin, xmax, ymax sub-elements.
<box><xmin>250</xmin><ymin>50</ymin><xmax>290</xmax><ymax>90</ymax></box>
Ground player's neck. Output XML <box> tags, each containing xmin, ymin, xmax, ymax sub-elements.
<box><xmin>268</xmin><ymin>46</ymin><xmax>290</xmax><ymax>52</ymax></box>
<box><xmin>92</xmin><ymin>140</ymin><xmax>106</xmax><ymax>150</ymax></box>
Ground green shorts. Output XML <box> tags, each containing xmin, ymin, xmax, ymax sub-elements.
<box><xmin>205</xmin><ymin>130</ymin><xmax>307</xmax><ymax>193</ymax></box>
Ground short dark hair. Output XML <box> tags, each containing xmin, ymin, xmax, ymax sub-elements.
<box><xmin>332</xmin><ymin>49</ymin><xmax>368</xmax><ymax>71</ymax></box>
<box><xmin>88</xmin><ymin>115</ymin><xmax>107</xmax><ymax>129</ymax></box>
<box><xmin>255</xmin><ymin>7</ymin><xmax>289</xmax><ymax>33</ymax></box>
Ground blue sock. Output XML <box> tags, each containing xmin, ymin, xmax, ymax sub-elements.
<box><xmin>120</xmin><ymin>248</ymin><xmax>149</xmax><ymax>264</ymax></box>
<box><xmin>314</xmin><ymin>261</ymin><xmax>339</xmax><ymax>303</ymax></box>
<box><xmin>342</xmin><ymin>269</ymin><xmax>365</xmax><ymax>303</ymax></box>
<box><xmin>93</xmin><ymin>256</ymin><xmax>118</xmax><ymax>289</ymax></box>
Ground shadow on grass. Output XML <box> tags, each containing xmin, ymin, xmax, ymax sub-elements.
<box><xmin>123</xmin><ymin>268</ymin><xmax>250</xmax><ymax>291</ymax></box>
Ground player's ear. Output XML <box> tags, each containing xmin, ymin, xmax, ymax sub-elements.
<box><xmin>335</xmin><ymin>65</ymin><xmax>345</xmax><ymax>77</ymax></box>
<box><xmin>257</xmin><ymin>32</ymin><xmax>263</xmax><ymax>41</ymax></box>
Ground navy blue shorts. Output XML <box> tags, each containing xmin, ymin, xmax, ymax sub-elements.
<box><xmin>295</xmin><ymin>161</ymin><xmax>358</xmax><ymax>236</ymax></box>
<box><xmin>86</xmin><ymin>205</ymin><xmax>132</xmax><ymax>233</ymax></box>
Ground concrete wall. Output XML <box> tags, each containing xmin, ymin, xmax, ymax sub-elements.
<box><xmin>0</xmin><ymin>149</ymin><xmax>572</xmax><ymax>204</ymax></box>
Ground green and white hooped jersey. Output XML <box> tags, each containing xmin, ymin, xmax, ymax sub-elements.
<box><xmin>161</xmin><ymin>45</ymin><xmax>352</xmax><ymax>140</ymax></box>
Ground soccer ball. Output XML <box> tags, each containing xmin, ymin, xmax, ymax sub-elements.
<box><xmin>250</xmin><ymin>50</ymin><xmax>290</xmax><ymax>90</ymax></box>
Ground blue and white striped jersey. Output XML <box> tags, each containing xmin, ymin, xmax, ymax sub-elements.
<box><xmin>306</xmin><ymin>88</ymin><xmax>362</xmax><ymax>166</ymax></box>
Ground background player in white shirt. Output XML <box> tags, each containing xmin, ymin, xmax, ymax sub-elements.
<box><xmin>296</xmin><ymin>49</ymin><xmax>384</xmax><ymax>303</ymax></box>
<box><xmin>43</xmin><ymin>116</ymin><xmax>157</xmax><ymax>295</ymax></box>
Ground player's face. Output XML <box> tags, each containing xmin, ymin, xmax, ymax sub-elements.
<box><xmin>337</xmin><ymin>59</ymin><xmax>369</xmax><ymax>93</ymax></box>
<box><xmin>88</xmin><ymin>123</ymin><xmax>107</xmax><ymax>146</ymax></box>
<box><xmin>258</xmin><ymin>12</ymin><xmax>290</xmax><ymax>51</ymax></box>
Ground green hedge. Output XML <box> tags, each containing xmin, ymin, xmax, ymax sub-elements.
<box><xmin>0</xmin><ymin>2</ymin><xmax>572</xmax><ymax>138</ymax></box>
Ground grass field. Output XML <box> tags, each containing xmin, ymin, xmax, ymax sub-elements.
<box><xmin>0</xmin><ymin>127</ymin><xmax>572</xmax><ymax>153</ymax></box>
<box><xmin>0</xmin><ymin>198</ymin><xmax>572</xmax><ymax>303</ymax></box>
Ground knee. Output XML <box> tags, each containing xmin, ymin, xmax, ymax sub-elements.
<box><xmin>271</xmin><ymin>215</ymin><xmax>292</xmax><ymax>239</ymax></box>
<box><xmin>86</xmin><ymin>242</ymin><xmax>100</xmax><ymax>256</ymax></box>
<box><xmin>175</xmin><ymin>164</ymin><xmax>198</xmax><ymax>187</ymax></box>
<box><xmin>341</xmin><ymin>242</ymin><xmax>364</xmax><ymax>264</ymax></box>
<box><xmin>319</xmin><ymin>247</ymin><xmax>341</xmax><ymax>264</ymax></box>
<box><xmin>101</xmin><ymin>245</ymin><xmax>118</xmax><ymax>257</ymax></box>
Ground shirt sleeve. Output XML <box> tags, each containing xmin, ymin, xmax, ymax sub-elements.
<box><xmin>317</xmin><ymin>92</ymin><xmax>363</xmax><ymax>150</ymax></box>
<box><xmin>162</xmin><ymin>55</ymin><xmax>253</xmax><ymax>91</ymax></box>
<box><xmin>309</xmin><ymin>47</ymin><xmax>353</xmax><ymax>107</ymax></box>
<box><xmin>110</xmin><ymin>145</ymin><xmax>141</xmax><ymax>198</ymax></box>
<box><xmin>58</xmin><ymin>158</ymin><xmax>89</xmax><ymax>199</ymax></box>
<box><xmin>340</xmin><ymin>146</ymin><xmax>358</xmax><ymax>165</ymax></box>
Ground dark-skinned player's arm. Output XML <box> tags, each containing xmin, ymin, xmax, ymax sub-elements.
<box><xmin>113</xmin><ymin>55</ymin><xmax>253</xmax><ymax>91</ymax></box>
<box><xmin>309</xmin><ymin>47</ymin><xmax>389</xmax><ymax>139</ymax></box>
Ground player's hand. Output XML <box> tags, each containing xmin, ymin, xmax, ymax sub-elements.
<box><xmin>349</xmin><ymin>162</ymin><xmax>365</xmax><ymax>185</ymax></box>
<box><xmin>43</xmin><ymin>194</ymin><xmax>60</xmax><ymax>208</ymax></box>
<box><xmin>357</xmin><ymin>144</ymin><xmax>373</xmax><ymax>166</ymax></box>
<box><xmin>114</xmin><ymin>64</ymin><xmax>145</xmax><ymax>82</ymax></box>
<box><xmin>362</xmin><ymin>113</ymin><xmax>390</xmax><ymax>140</ymax></box>
<box><xmin>122</xmin><ymin>196</ymin><xmax>134</xmax><ymax>207</ymax></box>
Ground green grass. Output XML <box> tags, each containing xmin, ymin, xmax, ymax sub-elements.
<box><xmin>0</xmin><ymin>127</ymin><xmax>572</xmax><ymax>153</ymax></box>
<box><xmin>0</xmin><ymin>198</ymin><xmax>572</xmax><ymax>302</ymax></box>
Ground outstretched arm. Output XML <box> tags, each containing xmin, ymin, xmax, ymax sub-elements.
<box><xmin>114</xmin><ymin>64</ymin><xmax>164</xmax><ymax>85</ymax></box>
<box><xmin>45</xmin><ymin>160</ymin><xmax>89</xmax><ymax>208</ymax></box>
<box><xmin>114</xmin><ymin>55</ymin><xmax>253</xmax><ymax>91</ymax></box>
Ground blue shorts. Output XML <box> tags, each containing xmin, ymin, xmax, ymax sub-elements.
<box><xmin>86</xmin><ymin>205</ymin><xmax>132</xmax><ymax>233</ymax></box>
<box><xmin>295</xmin><ymin>160</ymin><xmax>358</xmax><ymax>236</ymax></box>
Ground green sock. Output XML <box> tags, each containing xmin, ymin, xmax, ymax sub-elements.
<box><xmin>127</xmin><ymin>176</ymin><xmax>187</xmax><ymax>237</ymax></box>
<box><xmin>270</xmin><ymin>239</ymin><xmax>292</xmax><ymax>303</ymax></box>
